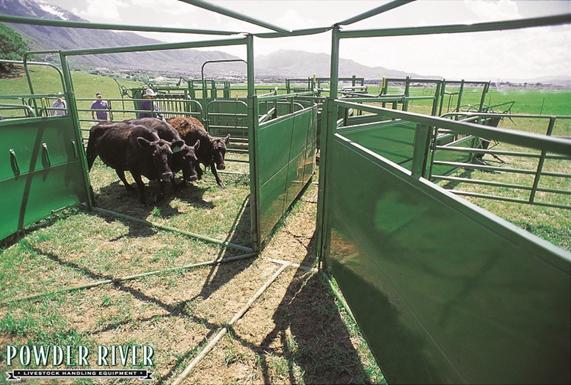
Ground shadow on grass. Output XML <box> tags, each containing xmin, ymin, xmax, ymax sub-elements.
<box><xmin>217</xmin><ymin>234</ymin><xmax>379</xmax><ymax>384</ymax></box>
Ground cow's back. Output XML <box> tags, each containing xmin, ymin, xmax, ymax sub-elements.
<box><xmin>127</xmin><ymin>118</ymin><xmax>181</xmax><ymax>143</ymax></box>
<box><xmin>168</xmin><ymin>117</ymin><xmax>212</xmax><ymax>164</ymax></box>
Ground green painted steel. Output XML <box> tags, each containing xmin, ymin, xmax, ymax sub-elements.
<box><xmin>323</xmin><ymin>130</ymin><xmax>570</xmax><ymax>384</ymax></box>
<box><xmin>338</xmin><ymin>14</ymin><xmax>571</xmax><ymax>39</ymax></box>
<box><xmin>180</xmin><ymin>0</ymin><xmax>289</xmax><ymax>33</ymax></box>
<box><xmin>0</xmin><ymin>14</ymin><xmax>241</xmax><ymax>35</ymax></box>
<box><xmin>0</xmin><ymin>117</ymin><xmax>88</xmax><ymax>240</ymax></box>
<box><xmin>337</xmin><ymin>0</ymin><xmax>415</xmax><ymax>26</ymax></box>
<box><xmin>429</xmin><ymin>135</ymin><xmax>480</xmax><ymax>177</ymax></box>
<box><xmin>339</xmin><ymin>120</ymin><xmax>416</xmax><ymax>168</ymax></box>
<box><xmin>256</xmin><ymin>106</ymin><xmax>317</xmax><ymax>244</ymax></box>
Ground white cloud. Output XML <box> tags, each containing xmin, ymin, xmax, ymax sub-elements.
<box><xmin>48</xmin><ymin>0</ymin><xmax>571</xmax><ymax>80</ymax></box>
<box><xmin>463</xmin><ymin>0</ymin><xmax>521</xmax><ymax>21</ymax></box>
<box><xmin>76</xmin><ymin>0</ymin><xmax>128</xmax><ymax>21</ymax></box>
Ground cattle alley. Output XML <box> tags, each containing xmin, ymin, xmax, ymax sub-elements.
<box><xmin>0</xmin><ymin>161</ymin><xmax>382</xmax><ymax>384</ymax></box>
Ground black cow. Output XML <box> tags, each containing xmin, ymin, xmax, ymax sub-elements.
<box><xmin>86</xmin><ymin>122</ymin><xmax>182</xmax><ymax>203</ymax></box>
<box><xmin>167</xmin><ymin>116</ymin><xmax>230</xmax><ymax>187</ymax></box>
<box><xmin>125</xmin><ymin>118</ymin><xmax>201</xmax><ymax>185</ymax></box>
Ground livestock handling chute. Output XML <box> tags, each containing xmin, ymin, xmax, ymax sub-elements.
<box><xmin>1</xmin><ymin>2</ymin><xmax>571</xmax><ymax>385</ymax></box>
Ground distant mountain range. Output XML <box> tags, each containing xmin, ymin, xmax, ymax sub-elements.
<box><xmin>0</xmin><ymin>0</ymin><xmax>423</xmax><ymax>80</ymax></box>
<box><xmin>256</xmin><ymin>50</ymin><xmax>421</xmax><ymax>79</ymax></box>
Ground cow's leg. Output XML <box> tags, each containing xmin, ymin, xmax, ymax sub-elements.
<box><xmin>211</xmin><ymin>164</ymin><xmax>224</xmax><ymax>187</ymax></box>
<box><xmin>116</xmin><ymin>169</ymin><xmax>134</xmax><ymax>191</ymax></box>
<box><xmin>157</xmin><ymin>180</ymin><xmax>167</xmax><ymax>202</ymax></box>
<box><xmin>196</xmin><ymin>163</ymin><xmax>204</xmax><ymax>180</ymax></box>
<box><xmin>131</xmin><ymin>172</ymin><xmax>146</xmax><ymax>204</ymax></box>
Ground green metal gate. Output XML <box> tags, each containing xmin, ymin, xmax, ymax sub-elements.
<box><xmin>317</xmin><ymin>99</ymin><xmax>571</xmax><ymax>384</ymax></box>
<box><xmin>0</xmin><ymin>116</ymin><xmax>90</xmax><ymax>240</ymax></box>
<box><xmin>253</xmin><ymin>101</ymin><xmax>318</xmax><ymax>246</ymax></box>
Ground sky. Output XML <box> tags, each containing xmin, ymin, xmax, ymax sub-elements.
<box><xmin>44</xmin><ymin>0</ymin><xmax>571</xmax><ymax>81</ymax></box>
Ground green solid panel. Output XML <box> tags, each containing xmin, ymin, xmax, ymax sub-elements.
<box><xmin>284</xmin><ymin>152</ymin><xmax>305</xmax><ymax>209</ymax></box>
<box><xmin>257</xmin><ymin>107</ymin><xmax>317</xmax><ymax>244</ymax></box>
<box><xmin>341</xmin><ymin>120</ymin><xmax>416</xmax><ymax>168</ymax></box>
<box><xmin>291</xmin><ymin>110</ymin><xmax>311</xmax><ymax>158</ymax></box>
<box><xmin>258</xmin><ymin>116</ymin><xmax>294</xmax><ymax>184</ymax></box>
<box><xmin>259</xmin><ymin>165</ymin><xmax>288</xmax><ymax>240</ymax></box>
<box><xmin>0</xmin><ymin>117</ymin><xmax>87</xmax><ymax>241</ymax></box>
<box><xmin>326</xmin><ymin>135</ymin><xmax>570</xmax><ymax>384</ymax></box>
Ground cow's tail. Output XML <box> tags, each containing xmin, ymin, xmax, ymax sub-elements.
<box><xmin>86</xmin><ymin>126</ymin><xmax>99</xmax><ymax>171</ymax></box>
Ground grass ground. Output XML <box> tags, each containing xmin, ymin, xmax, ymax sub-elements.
<box><xmin>0</xmin><ymin>165</ymin><xmax>384</xmax><ymax>384</ymax></box>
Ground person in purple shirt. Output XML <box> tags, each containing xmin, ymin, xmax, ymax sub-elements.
<box><xmin>139</xmin><ymin>88</ymin><xmax>161</xmax><ymax>118</ymax></box>
<box><xmin>91</xmin><ymin>92</ymin><xmax>109</xmax><ymax>121</ymax></box>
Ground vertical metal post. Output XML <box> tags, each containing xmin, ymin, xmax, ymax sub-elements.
<box><xmin>22</xmin><ymin>54</ymin><xmax>40</xmax><ymax>115</ymax></box>
<box><xmin>201</xmin><ymin>79</ymin><xmax>208</xmax><ymax>121</ymax></box>
<box><xmin>529</xmin><ymin>117</ymin><xmax>555</xmax><ymax>203</ymax></box>
<box><xmin>351</xmin><ymin>75</ymin><xmax>356</xmax><ymax>87</ymax></box>
<box><xmin>438</xmin><ymin>79</ymin><xmax>446</xmax><ymax>116</ymax></box>
<box><xmin>189</xmin><ymin>80</ymin><xmax>195</xmax><ymax>99</ymax></box>
<box><xmin>211</xmin><ymin>80</ymin><xmax>217</xmax><ymax>99</ymax></box>
<box><xmin>456</xmin><ymin>79</ymin><xmax>465</xmax><ymax>115</ymax></box>
<box><xmin>245</xmin><ymin>33</ymin><xmax>259</xmax><ymax>249</ymax></box>
<box><xmin>59</xmin><ymin>53</ymin><xmax>93</xmax><ymax>209</ymax></box>
<box><xmin>246</xmin><ymin>34</ymin><xmax>254</xmax><ymax>98</ymax></box>
<box><xmin>330</xmin><ymin>25</ymin><xmax>340</xmax><ymax>99</ymax></box>
<box><xmin>381</xmin><ymin>77</ymin><xmax>387</xmax><ymax>107</ymax></box>
<box><xmin>478</xmin><ymin>81</ymin><xmax>490</xmax><ymax>112</ymax></box>
<box><xmin>431</xmin><ymin>81</ymin><xmax>441</xmax><ymax>116</ymax></box>
<box><xmin>411</xmin><ymin>123</ymin><xmax>432</xmax><ymax>178</ymax></box>
<box><xmin>403</xmin><ymin>76</ymin><xmax>410</xmax><ymax>111</ymax></box>
<box><xmin>316</xmin><ymin>98</ymin><xmax>336</xmax><ymax>270</ymax></box>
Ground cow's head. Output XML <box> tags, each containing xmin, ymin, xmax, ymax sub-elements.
<box><xmin>211</xmin><ymin>134</ymin><xmax>230</xmax><ymax>170</ymax></box>
<box><xmin>136</xmin><ymin>132</ymin><xmax>174</xmax><ymax>182</ymax></box>
<box><xmin>173</xmin><ymin>139</ymin><xmax>200</xmax><ymax>182</ymax></box>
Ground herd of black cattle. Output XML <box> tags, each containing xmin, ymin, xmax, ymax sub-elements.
<box><xmin>86</xmin><ymin>116</ymin><xmax>230</xmax><ymax>204</ymax></box>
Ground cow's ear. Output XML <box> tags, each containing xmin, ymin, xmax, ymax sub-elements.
<box><xmin>192</xmin><ymin>139</ymin><xmax>200</xmax><ymax>150</ymax></box>
<box><xmin>137</xmin><ymin>137</ymin><xmax>152</xmax><ymax>148</ymax></box>
<box><xmin>224</xmin><ymin>134</ymin><xmax>230</xmax><ymax>145</ymax></box>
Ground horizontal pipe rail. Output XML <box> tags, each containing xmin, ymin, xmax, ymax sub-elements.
<box><xmin>179</xmin><ymin>0</ymin><xmax>289</xmax><ymax>33</ymax></box>
<box><xmin>335</xmin><ymin>100</ymin><xmax>571</xmax><ymax>155</ymax></box>
<box><xmin>337</xmin><ymin>0</ymin><xmax>415</xmax><ymax>26</ymax></box>
<box><xmin>0</xmin><ymin>14</ymin><xmax>241</xmax><ymax>35</ymax></box>
<box><xmin>434</xmin><ymin>146</ymin><xmax>570</xmax><ymax>159</ymax></box>
<box><xmin>0</xmin><ymin>252</ymin><xmax>256</xmax><ymax>305</ymax></box>
<box><xmin>451</xmin><ymin>190</ymin><xmax>571</xmax><ymax>210</ymax></box>
<box><xmin>446</xmin><ymin>112</ymin><xmax>571</xmax><ymax>120</ymax></box>
<box><xmin>258</xmin><ymin>91</ymin><xmax>315</xmax><ymax>101</ymax></box>
<box><xmin>92</xmin><ymin>207</ymin><xmax>253</xmax><ymax>252</ymax></box>
<box><xmin>61</xmin><ymin>37</ymin><xmax>248</xmax><ymax>56</ymax></box>
<box><xmin>432</xmin><ymin>160</ymin><xmax>571</xmax><ymax>178</ymax></box>
<box><xmin>432</xmin><ymin>175</ymin><xmax>571</xmax><ymax>195</ymax></box>
<box><xmin>338</xmin><ymin>14</ymin><xmax>571</xmax><ymax>39</ymax></box>
<box><xmin>255</xmin><ymin>26</ymin><xmax>332</xmax><ymax>38</ymax></box>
